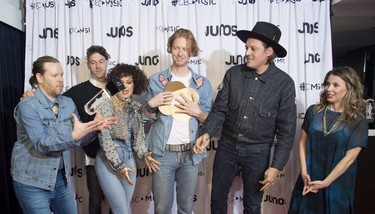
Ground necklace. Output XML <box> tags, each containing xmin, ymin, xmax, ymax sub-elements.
<box><xmin>322</xmin><ymin>107</ymin><xmax>343</xmax><ymax>136</ymax></box>
<box><xmin>112</xmin><ymin>93</ymin><xmax>129</xmax><ymax>110</ymax></box>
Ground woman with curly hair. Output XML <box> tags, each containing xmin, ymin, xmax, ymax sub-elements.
<box><xmin>95</xmin><ymin>63</ymin><xmax>160</xmax><ymax>214</ymax></box>
<box><xmin>289</xmin><ymin>66</ymin><xmax>368</xmax><ymax>214</ymax></box>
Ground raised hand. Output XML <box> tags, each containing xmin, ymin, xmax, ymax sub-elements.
<box><xmin>71</xmin><ymin>113</ymin><xmax>104</xmax><ymax>141</ymax></box>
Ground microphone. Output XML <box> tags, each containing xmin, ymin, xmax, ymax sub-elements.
<box><xmin>84</xmin><ymin>76</ymin><xmax>125</xmax><ymax>115</ymax></box>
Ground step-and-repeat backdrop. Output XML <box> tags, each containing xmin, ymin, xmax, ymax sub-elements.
<box><xmin>24</xmin><ymin>0</ymin><xmax>332</xmax><ymax>213</ymax></box>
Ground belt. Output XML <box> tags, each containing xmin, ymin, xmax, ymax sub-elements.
<box><xmin>165</xmin><ymin>143</ymin><xmax>192</xmax><ymax>152</ymax></box>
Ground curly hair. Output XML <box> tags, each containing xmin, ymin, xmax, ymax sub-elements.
<box><xmin>167</xmin><ymin>28</ymin><xmax>200</xmax><ymax>57</ymax></box>
<box><xmin>106</xmin><ymin>63</ymin><xmax>148</xmax><ymax>95</ymax></box>
<box><xmin>314</xmin><ymin>66</ymin><xmax>366</xmax><ymax>121</ymax></box>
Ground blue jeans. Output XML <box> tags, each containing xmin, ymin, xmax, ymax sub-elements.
<box><xmin>211</xmin><ymin>138</ymin><xmax>270</xmax><ymax>214</ymax></box>
<box><xmin>152</xmin><ymin>151</ymin><xmax>199</xmax><ymax>214</ymax></box>
<box><xmin>95</xmin><ymin>143</ymin><xmax>136</xmax><ymax>214</ymax></box>
<box><xmin>13</xmin><ymin>170</ymin><xmax>76</xmax><ymax>214</ymax></box>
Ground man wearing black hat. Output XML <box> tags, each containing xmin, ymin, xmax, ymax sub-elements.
<box><xmin>195</xmin><ymin>21</ymin><xmax>296</xmax><ymax>213</ymax></box>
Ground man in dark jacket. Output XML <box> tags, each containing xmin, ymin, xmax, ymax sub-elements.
<box><xmin>195</xmin><ymin>21</ymin><xmax>297</xmax><ymax>214</ymax></box>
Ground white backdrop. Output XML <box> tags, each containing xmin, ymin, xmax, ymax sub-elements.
<box><xmin>24</xmin><ymin>0</ymin><xmax>332</xmax><ymax>213</ymax></box>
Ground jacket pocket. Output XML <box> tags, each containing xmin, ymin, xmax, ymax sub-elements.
<box><xmin>254</xmin><ymin>108</ymin><xmax>277</xmax><ymax>133</ymax></box>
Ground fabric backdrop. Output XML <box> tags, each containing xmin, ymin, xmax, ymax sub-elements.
<box><xmin>24</xmin><ymin>0</ymin><xmax>332</xmax><ymax>213</ymax></box>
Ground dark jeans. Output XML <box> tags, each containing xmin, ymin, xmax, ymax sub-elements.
<box><xmin>211</xmin><ymin>138</ymin><xmax>270</xmax><ymax>214</ymax></box>
<box><xmin>86</xmin><ymin>165</ymin><xmax>105</xmax><ymax>214</ymax></box>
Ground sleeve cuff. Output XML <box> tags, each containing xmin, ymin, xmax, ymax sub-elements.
<box><xmin>145</xmin><ymin>103</ymin><xmax>157</xmax><ymax>114</ymax></box>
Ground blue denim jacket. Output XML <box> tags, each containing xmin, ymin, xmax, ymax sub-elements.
<box><xmin>11</xmin><ymin>88</ymin><xmax>95</xmax><ymax>190</ymax></box>
<box><xmin>202</xmin><ymin>63</ymin><xmax>296</xmax><ymax>170</ymax></box>
<box><xmin>146</xmin><ymin>67</ymin><xmax>213</xmax><ymax>165</ymax></box>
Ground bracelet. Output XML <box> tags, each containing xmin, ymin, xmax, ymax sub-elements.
<box><xmin>117</xmin><ymin>164</ymin><xmax>127</xmax><ymax>173</ymax></box>
<box><xmin>145</xmin><ymin>102</ymin><xmax>157</xmax><ymax>114</ymax></box>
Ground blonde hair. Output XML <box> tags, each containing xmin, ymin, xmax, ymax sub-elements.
<box><xmin>167</xmin><ymin>28</ymin><xmax>200</xmax><ymax>57</ymax></box>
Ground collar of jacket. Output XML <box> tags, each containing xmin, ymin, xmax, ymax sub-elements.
<box><xmin>242</xmin><ymin>62</ymin><xmax>277</xmax><ymax>83</ymax></box>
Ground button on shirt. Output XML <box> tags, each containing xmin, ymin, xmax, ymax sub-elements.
<box><xmin>202</xmin><ymin>62</ymin><xmax>296</xmax><ymax>170</ymax></box>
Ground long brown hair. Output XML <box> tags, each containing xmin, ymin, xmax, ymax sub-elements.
<box><xmin>314</xmin><ymin>66</ymin><xmax>366</xmax><ymax>121</ymax></box>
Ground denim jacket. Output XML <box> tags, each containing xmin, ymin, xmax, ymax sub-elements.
<box><xmin>11</xmin><ymin>88</ymin><xmax>95</xmax><ymax>190</ymax></box>
<box><xmin>146</xmin><ymin>67</ymin><xmax>213</xmax><ymax>165</ymax></box>
<box><xmin>202</xmin><ymin>63</ymin><xmax>296</xmax><ymax>170</ymax></box>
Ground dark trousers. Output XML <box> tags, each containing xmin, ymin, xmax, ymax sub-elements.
<box><xmin>86</xmin><ymin>165</ymin><xmax>105</xmax><ymax>214</ymax></box>
<box><xmin>211</xmin><ymin>138</ymin><xmax>270</xmax><ymax>214</ymax></box>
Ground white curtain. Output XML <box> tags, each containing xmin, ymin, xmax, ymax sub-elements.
<box><xmin>24</xmin><ymin>0</ymin><xmax>332</xmax><ymax>213</ymax></box>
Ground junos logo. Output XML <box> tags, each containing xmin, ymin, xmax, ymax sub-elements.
<box><xmin>198</xmin><ymin>170</ymin><xmax>205</xmax><ymax>176</ymax></box>
<box><xmin>137</xmin><ymin>55</ymin><xmax>159</xmax><ymax>66</ymax></box>
<box><xmin>136</xmin><ymin>167</ymin><xmax>151</xmax><ymax>177</ymax></box>
<box><xmin>237</xmin><ymin>0</ymin><xmax>255</xmax><ymax>5</ymax></box>
<box><xmin>206</xmin><ymin>138</ymin><xmax>218</xmax><ymax>151</ymax></box>
<box><xmin>106</xmin><ymin>26</ymin><xmax>133</xmax><ymax>38</ymax></box>
<box><xmin>275</xmin><ymin>58</ymin><xmax>286</xmax><ymax>64</ymax></box>
<box><xmin>70</xmin><ymin>166</ymin><xmax>83</xmax><ymax>178</ymax></box>
<box><xmin>141</xmin><ymin>0</ymin><xmax>160</xmax><ymax>6</ymax></box>
<box><xmin>225</xmin><ymin>55</ymin><xmax>246</xmax><ymax>65</ymax></box>
<box><xmin>108</xmin><ymin>60</ymin><xmax>117</xmax><ymax>66</ymax></box>
<box><xmin>171</xmin><ymin>0</ymin><xmax>216</xmax><ymax>7</ymax></box>
<box><xmin>227</xmin><ymin>195</ymin><xmax>243</xmax><ymax>204</ymax></box>
<box><xmin>65</xmin><ymin>0</ymin><xmax>76</xmax><ymax>8</ymax></box>
<box><xmin>277</xmin><ymin>172</ymin><xmax>285</xmax><ymax>179</ymax></box>
<box><xmin>298</xmin><ymin>22</ymin><xmax>319</xmax><ymax>34</ymax></box>
<box><xmin>156</xmin><ymin>25</ymin><xmax>180</xmax><ymax>32</ymax></box>
<box><xmin>189</xmin><ymin>59</ymin><xmax>202</xmax><ymax>65</ymax></box>
<box><xmin>67</xmin><ymin>56</ymin><xmax>80</xmax><ymax>66</ymax></box>
<box><xmin>131</xmin><ymin>195</ymin><xmax>154</xmax><ymax>203</ymax></box>
<box><xmin>304</xmin><ymin>53</ymin><xmax>320</xmax><ymax>64</ymax></box>
<box><xmin>39</xmin><ymin>28</ymin><xmax>58</xmax><ymax>39</ymax></box>
<box><xmin>30</xmin><ymin>1</ymin><xmax>55</xmax><ymax>10</ymax></box>
<box><xmin>205</xmin><ymin>25</ymin><xmax>237</xmax><ymax>36</ymax></box>
<box><xmin>89</xmin><ymin>0</ymin><xmax>123</xmax><ymax>8</ymax></box>
<box><xmin>299</xmin><ymin>82</ymin><xmax>324</xmax><ymax>91</ymax></box>
<box><xmin>263</xmin><ymin>195</ymin><xmax>287</xmax><ymax>205</ymax></box>
<box><xmin>270</xmin><ymin>0</ymin><xmax>302</xmax><ymax>3</ymax></box>
<box><xmin>69</xmin><ymin>27</ymin><xmax>91</xmax><ymax>34</ymax></box>
<box><xmin>75</xmin><ymin>194</ymin><xmax>84</xmax><ymax>203</ymax></box>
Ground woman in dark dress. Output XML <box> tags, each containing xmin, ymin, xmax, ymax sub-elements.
<box><xmin>289</xmin><ymin>67</ymin><xmax>368</xmax><ymax>214</ymax></box>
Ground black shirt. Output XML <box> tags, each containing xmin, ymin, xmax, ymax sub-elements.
<box><xmin>63</xmin><ymin>80</ymin><xmax>102</xmax><ymax>158</ymax></box>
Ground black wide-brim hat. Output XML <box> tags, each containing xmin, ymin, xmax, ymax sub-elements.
<box><xmin>237</xmin><ymin>21</ymin><xmax>287</xmax><ymax>58</ymax></box>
